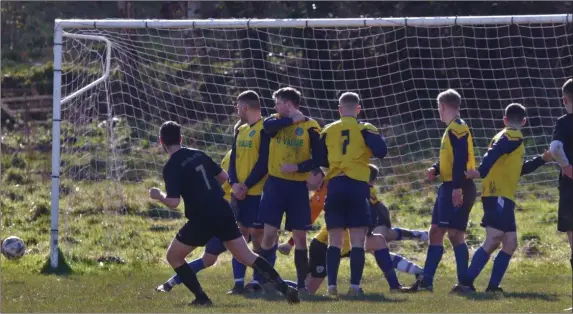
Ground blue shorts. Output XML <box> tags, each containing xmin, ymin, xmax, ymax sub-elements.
<box><xmin>431</xmin><ymin>180</ymin><xmax>477</xmax><ymax>231</ymax></box>
<box><xmin>237</xmin><ymin>195</ymin><xmax>263</xmax><ymax>229</ymax></box>
<box><xmin>259</xmin><ymin>176</ymin><xmax>311</xmax><ymax>231</ymax></box>
<box><xmin>204</xmin><ymin>237</ymin><xmax>227</xmax><ymax>255</ymax></box>
<box><xmin>481</xmin><ymin>196</ymin><xmax>517</xmax><ymax>232</ymax></box>
<box><xmin>324</xmin><ymin>176</ymin><xmax>371</xmax><ymax>230</ymax></box>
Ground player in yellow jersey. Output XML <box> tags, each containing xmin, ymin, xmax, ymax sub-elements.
<box><xmin>458</xmin><ymin>104</ymin><xmax>551</xmax><ymax>293</ymax></box>
<box><xmin>259</xmin><ymin>87</ymin><xmax>322</xmax><ymax>293</ymax></box>
<box><xmin>318</xmin><ymin>92</ymin><xmax>398</xmax><ymax>297</ymax></box>
<box><xmin>227</xmin><ymin>91</ymin><xmax>271</xmax><ymax>293</ymax></box>
<box><xmin>406</xmin><ymin>89</ymin><xmax>477</xmax><ymax>293</ymax></box>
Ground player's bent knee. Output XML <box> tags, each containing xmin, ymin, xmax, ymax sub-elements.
<box><xmin>501</xmin><ymin>232</ymin><xmax>518</xmax><ymax>254</ymax></box>
<box><xmin>429</xmin><ymin>225</ymin><xmax>446</xmax><ymax>244</ymax></box>
<box><xmin>365</xmin><ymin>234</ymin><xmax>386</xmax><ymax>251</ymax></box>
<box><xmin>201</xmin><ymin>253</ymin><xmax>218</xmax><ymax>267</ymax></box>
<box><xmin>447</xmin><ymin>230</ymin><xmax>465</xmax><ymax>245</ymax></box>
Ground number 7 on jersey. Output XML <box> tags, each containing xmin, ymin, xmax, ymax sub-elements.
<box><xmin>341</xmin><ymin>129</ymin><xmax>350</xmax><ymax>155</ymax></box>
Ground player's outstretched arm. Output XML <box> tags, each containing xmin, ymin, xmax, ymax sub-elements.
<box><xmin>361</xmin><ymin>124</ymin><xmax>388</xmax><ymax>159</ymax></box>
<box><xmin>263</xmin><ymin>115</ymin><xmax>294</xmax><ymax>137</ymax></box>
<box><xmin>520</xmin><ymin>153</ymin><xmax>548</xmax><ymax>176</ymax></box>
<box><xmin>448</xmin><ymin>129</ymin><xmax>471</xmax><ymax>188</ymax></box>
<box><xmin>244</xmin><ymin>131</ymin><xmax>270</xmax><ymax>188</ymax></box>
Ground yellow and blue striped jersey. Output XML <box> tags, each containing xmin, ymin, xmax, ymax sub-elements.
<box><xmin>264</xmin><ymin>114</ymin><xmax>321</xmax><ymax>182</ymax></box>
<box><xmin>435</xmin><ymin>118</ymin><xmax>476</xmax><ymax>188</ymax></box>
<box><xmin>228</xmin><ymin>119</ymin><xmax>269</xmax><ymax>195</ymax></box>
<box><xmin>478</xmin><ymin>127</ymin><xmax>546</xmax><ymax>201</ymax></box>
<box><xmin>320</xmin><ymin>117</ymin><xmax>387</xmax><ymax>182</ymax></box>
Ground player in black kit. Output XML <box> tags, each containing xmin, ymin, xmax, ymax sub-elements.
<box><xmin>549</xmin><ymin>79</ymin><xmax>573</xmax><ymax>273</ymax></box>
<box><xmin>149</xmin><ymin>121</ymin><xmax>299</xmax><ymax>306</ymax></box>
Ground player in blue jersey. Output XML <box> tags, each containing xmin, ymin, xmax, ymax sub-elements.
<box><xmin>259</xmin><ymin>87</ymin><xmax>322</xmax><ymax>294</ymax></box>
<box><xmin>458</xmin><ymin>103</ymin><xmax>551</xmax><ymax>293</ymax></box>
<box><xmin>149</xmin><ymin>121</ymin><xmax>299</xmax><ymax>305</ymax></box>
<box><xmin>404</xmin><ymin>89</ymin><xmax>477</xmax><ymax>293</ymax></box>
<box><xmin>549</xmin><ymin>79</ymin><xmax>573</xmax><ymax>274</ymax></box>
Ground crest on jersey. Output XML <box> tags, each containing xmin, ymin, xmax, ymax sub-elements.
<box><xmin>295</xmin><ymin>127</ymin><xmax>304</xmax><ymax>136</ymax></box>
<box><xmin>249</xmin><ymin>130</ymin><xmax>256</xmax><ymax>137</ymax></box>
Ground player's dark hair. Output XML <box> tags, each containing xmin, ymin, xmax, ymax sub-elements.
<box><xmin>273</xmin><ymin>87</ymin><xmax>302</xmax><ymax>108</ymax></box>
<box><xmin>237</xmin><ymin>90</ymin><xmax>261</xmax><ymax>109</ymax></box>
<box><xmin>310</xmin><ymin>167</ymin><xmax>325</xmax><ymax>177</ymax></box>
<box><xmin>339</xmin><ymin>92</ymin><xmax>360</xmax><ymax>107</ymax></box>
<box><xmin>562</xmin><ymin>78</ymin><xmax>573</xmax><ymax>98</ymax></box>
<box><xmin>160</xmin><ymin>121</ymin><xmax>181</xmax><ymax>146</ymax></box>
<box><xmin>437</xmin><ymin>89</ymin><xmax>462</xmax><ymax>110</ymax></box>
<box><xmin>368</xmin><ymin>164</ymin><xmax>379</xmax><ymax>183</ymax></box>
<box><xmin>505</xmin><ymin>103</ymin><xmax>526</xmax><ymax>125</ymax></box>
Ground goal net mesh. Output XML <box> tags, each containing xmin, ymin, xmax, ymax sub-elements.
<box><xmin>58</xmin><ymin>20</ymin><xmax>572</xmax><ymax>262</ymax></box>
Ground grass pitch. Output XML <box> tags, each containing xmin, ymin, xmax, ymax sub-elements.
<box><xmin>1</xmin><ymin>127</ymin><xmax>572</xmax><ymax>312</ymax></box>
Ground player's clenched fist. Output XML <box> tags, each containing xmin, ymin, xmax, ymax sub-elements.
<box><xmin>231</xmin><ymin>183</ymin><xmax>248</xmax><ymax>200</ymax></box>
<box><xmin>427</xmin><ymin>167</ymin><xmax>437</xmax><ymax>181</ymax></box>
<box><xmin>465</xmin><ymin>169</ymin><xmax>480</xmax><ymax>179</ymax></box>
<box><xmin>149</xmin><ymin>187</ymin><xmax>163</xmax><ymax>200</ymax></box>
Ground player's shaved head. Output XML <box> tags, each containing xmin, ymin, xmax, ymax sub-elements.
<box><xmin>160</xmin><ymin>121</ymin><xmax>181</xmax><ymax>146</ymax></box>
<box><xmin>437</xmin><ymin>89</ymin><xmax>462</xmax><ymax>110</ymax></box>
<box><xmin>237</xmin><ymin>90</ymin><xmax>261</xmax><ymax>110</ymax></box>
<box><xmin>273</xmin><ymin>87</ymin><xmax>302</xmax><ymax>108</ymax></box>
<box><xmin>339</xmin><ymin>92</ymin><xmax>360</xmax><ymax>109</ymax></box>
<box><xmin>505</xmin><ymin>103</ymin><xmax>526</xmax><ymax>125</ymax></box>
<box><xmin>368</xmin><ymin>164</ymin><xmax>379</xmax><ymax>183</ymax></box>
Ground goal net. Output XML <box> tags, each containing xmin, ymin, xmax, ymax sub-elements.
<box><xmin>52</xmin><ymin>15</ymin><xmax>572</xmax><ymax>268</ymax></box>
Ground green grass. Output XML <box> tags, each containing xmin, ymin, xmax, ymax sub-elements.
<box><xmin>2</xmin><ymin>125</ymin><xmax>572</xmax><ymax>312</ymax></box>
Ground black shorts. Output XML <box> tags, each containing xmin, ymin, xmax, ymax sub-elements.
<box><xmin>558</xmin><ymin>186</ymin><xmax>573</xmax><ymax>232</ymax></box>
<box><xmin>176</xmin><ymin>201</ymin><xmax>242</xmax><ymax>247</ymax></box>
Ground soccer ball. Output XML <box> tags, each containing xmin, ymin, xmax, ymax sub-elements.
<box><xmin>1</xmin><ymin>236</ymin><xmax>26</xmax><ymax>260</ymax></box>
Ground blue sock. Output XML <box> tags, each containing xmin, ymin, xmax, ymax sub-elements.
<box><xmin>488</xmin><ymin>251</ymin><xmax>512</xmax><ymax>288</ymax></box>
<box><xmin>391</xmin><ymin>253</ymin><xmax>404</xmax><ymax>268</ymax></box>
<box><xmin>349</xmin><ymin>247</ymin><xmax>366</xmax><ymax>286</ymax></box>
<box><xmin>326</xmin><ymin>246</ymin><xmax>341</xmax><ymax>287</ymax></box>
<box><xmin>465</xmin><ymin>247</ymin><xmax>490</xmax><ymax>285</ymax></box>
<box><xmin>393</xmin><ymin>228</ymin><xmax>403</xmax><ymax>241</ymax></box>
<box><xmin>453</xmin><ymin>243</ymin><xmax>469</xmax><ymax>284</ymax></box>
<box><xmin>374</xmin><ymin>248</ymin><xmax>401</xmax><ymax>289</ymax></box>
<box><xmin>232</xmin><ymin>257</ymin><xmax>247</xmax><ymax>286</ymax></box>
<box><xmin>421</xmin><ymin>245</ymin><xmax>444</xmax><ymax>287</ymax></box>
<box><xmin>284</xmin><ymin>280</ymin><xmax>297</xmax><ymax>288</ymax></box>
<box><xmin>172</xmin><ymin>259</ymin><xmax>204</xmax><ymax>285</ymax></box>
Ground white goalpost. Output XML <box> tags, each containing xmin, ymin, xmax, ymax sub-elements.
<box><xmin>50</xmin><ymin>14</ymin><xmax>573</xmax><ymax>269</ymax></box>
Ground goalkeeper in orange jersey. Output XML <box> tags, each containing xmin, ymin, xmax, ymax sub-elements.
<box><xmin>278</xmin><ymin>165</ymin><xmax>427</xmax><ymax>295</ymax></box>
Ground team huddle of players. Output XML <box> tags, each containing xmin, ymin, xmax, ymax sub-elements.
<box><xmin>149</xmin><ymin>79</ymin><xmax>573</xmax><ymax>305</ymax></box>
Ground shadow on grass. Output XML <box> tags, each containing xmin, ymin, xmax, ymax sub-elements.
<box><xmin>460</xmin><ymin>291</ymin><xmax>559</xmax><ymax>302</ymax></box>
<box><xmin>240</xmin><ymin>291</ymin><xmax>405</xmax><ymax>303</ymax></box>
